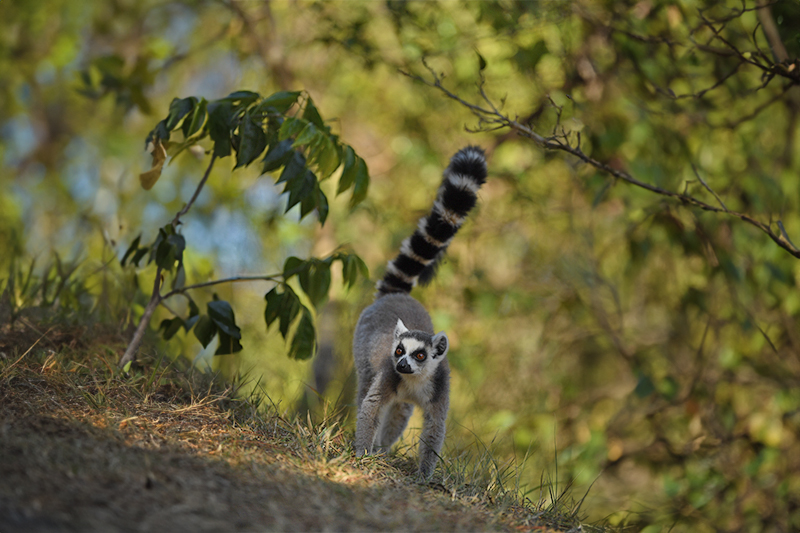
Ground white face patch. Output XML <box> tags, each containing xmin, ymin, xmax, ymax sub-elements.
<box><xmin>393</xmin><ymin>336</ymin><xmax>435</xmax><ymax>376</ymax></box>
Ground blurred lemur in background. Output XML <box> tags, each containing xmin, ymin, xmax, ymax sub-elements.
<box><xmin>352</xmin><ymin>146</ymin><xmax>487</xmax><ymax>478</ymax></box>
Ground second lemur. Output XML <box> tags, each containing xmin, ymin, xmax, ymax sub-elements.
<box><xmin>353</xmin><ymin>146</ymin><xmax>487</xmax><ymax>478</ymax></box>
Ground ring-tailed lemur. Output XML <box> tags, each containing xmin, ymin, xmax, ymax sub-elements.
<box><xmin>353</xmin><ymin>146</ymin><xmax>487</xmax><ymax>479</ymax></box>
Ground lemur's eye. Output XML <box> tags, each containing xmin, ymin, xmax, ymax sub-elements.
<box><xmin>395</xmin><ymin>345</ymin><xmax>404</xmax><ymax>357</ymax></box>
<box><xmin>414</xmin><ymin>351</ymin><xmax>426</xmax><ymax>361</ymax></box>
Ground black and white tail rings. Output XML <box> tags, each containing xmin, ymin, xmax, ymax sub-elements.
<box><xmin>377</xmin><ymin>146</ymin><xmax>487</xmax><ymax>295</ymax></box>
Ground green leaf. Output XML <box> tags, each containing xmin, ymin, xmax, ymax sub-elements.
<box><xmin>181</xmin><ymin>98</ymin><xmax>207</xmax><ymax>138</ymax></box>
<box><xmin>215</xmin><ymin>331</ymin><xmax>243</xmax><ymax>355</ymax></box>
<box><xmin>302</xmin><ymin>96</ymin><xmax>326</xmax><ymax>130</ymax></box>
<box><xmin>236</xmin><ymin>112</ymin><xmax>268</xmax><ymax>168</ymax></box>
<box><xmin>121</xmin><ymin>234</ymin><xmax>142</xmax><ymax>266</ymax></box>
<box><xmin>148</xmin><ymin>229</ymin><xmax>165</xmax><ymax>265</ymax></box>
<box><xmin>172</xmin><ymin>262</ymin><xmax>186</xmax><ymax>290</ymax></box>
<box><xmin>183</xmin><ymin>297</ymin><xmax>200</xmax><ymax>331</ymax></box>
<box><xmin>299</xmin><ymin>261</ymin><xmax>331</xmax><ymax>309</ymax></box>
<box><xmin>258</xmin><ymin>91</ymin><xmax>302</xmax><ymax>113</ymax></box>
<box><xmin>278</xmin><ymin>286</ymin><xmax>301</xmax><ymax>338</ymax></box>
<box><xmin>337</xmin><ymin>146</ymin><xmax>357</xmax><ymax>195</ymax></box>
<box><xmin>193</xmin><ymin>315</ymin><xmax>217</xmax><ymax>348</ymax></box>
<box><xmin>155</xmin><ymin>233</ymin><xmax>185</xmax><ymax>271</ymax></box>
<box><xmin>208</xmin><ymin>101</ymin><xmax>233</xmax><ymax>159</ymax></box>
<box><xmin>131</xmin><ymin>247</ymin><xmax>149</xmax><ymax>267</ymax></box>
<box><xmin>279</xmin><ymin>117</ymin><xmax>307</xmax><ymax>141</ymax></box>
<box><xmin>264</xmin><ymin>287</ymin><xmax>284</xmax><ymax>327</ymax></box>
<box><xmin>184</xmin><ymin>314</ymin><xmax>200</xmax><ymax>332</ymax></box>
<box><xmin>220</xmin><ymin>90</ymin><xmax>260</xmax><ymax>105</ymax></box>
<box><xmin>289</xmin><ymin>307</ymin><xmax>316</xmax><ymax>360</ymax></box>
<box><xmin>341</xmin><ymin>254</ymin><xmax>368</xmax><ymax>289</ymax></box>
<box><xmin>349</xmin><ymin>156</ymin><xmax>369</xmax><ymax>208</ymax></box>
<box><xmin>159</xmin><ymin>317</ymin><xmax>184</xmax><ymax>340</ymax></box>
<box><xmin>166</xmin><ymin>97</ymin><xmax>196</xmax><ymax>131</ymax></box>
<box><xmin>354</xmin><ymin>254</ymin><xmax>369</xmax><ymax>279</ymax></box>
<box><xmin>283</xmin><ymin>256</ymin><xmax>306</xmax><ymax>279</ymax></box>
<box><xmin>311</xmin><ymin>134</ymin><xmax>340</xmax><ymax>180</ymax></box>
<box><xmin>188</xmin><ymin>297</ymin><xmax>200</xmax><ymax>318</ymax></box>
<box><xmin>277</xmin><ymin>151</ymin><xmax>307</xmax><ymax>185</ymax></box>
<box><xmin>298</xmin><ymin>182</ymin><xmax>329</xmax><ymax>224</ymax></box>
<box><xmin>207</xmin><ymin>299</ymin><xmax>242</xmax><ymax>339</ymax></box>
<box><xmin>285</xmin><ymin>170</ymin><xmax>316</xmax><ymax>213</ymax></box>
<box><xmin>314</xmin><ymin>183</ymin><xmax>329</xmax><ymax>224</ymax></box>
<box><xmin>476</xmin><ymin>49</ymin><xmax>487</xmax><ymax>71</ymax></box>
<box><xmin>169</xmin><ymin>233</ymin><xmax>186</xmax><ymax>261</ymax></box>
<box><xmin>148</xmin><ymin>119</ymin><xmax>170</xmax><ymax>144</ymax></box>
<box><xmin>292</xmin><ymin>122</ymin><xmax>319</xmax><ymax>148</ymax></box>
<box><xmin>262</xmin><ymin>139</ymin><xmax>295</xmax><ymax>173</ymax></box>
<box><xmin>264</xmin><ymin>285</ymin><xmax>303</xmax><ymax>340</ymax></box>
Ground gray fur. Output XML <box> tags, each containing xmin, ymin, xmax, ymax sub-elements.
<box><xmin>353</xmin><ymin>147</ymin><xmax>485</xmax><ymax>479</ymax></box>
<box><xmin>353</xmin><ymin>293</ymin><xmax>450</xmax><ymax>479</ymax></box>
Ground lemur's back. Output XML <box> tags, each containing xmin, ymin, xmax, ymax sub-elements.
<box><xmin>353</xmin><ymin>293</ymin><xmax>433</xmax><ymax>375</ymax></box>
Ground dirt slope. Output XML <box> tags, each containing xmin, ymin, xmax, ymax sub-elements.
<box><xmin>0</xmin><ymin>347</ymin><xmax>566</xmax><ymax>533</ymax></box>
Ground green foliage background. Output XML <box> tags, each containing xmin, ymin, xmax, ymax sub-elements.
<box><xmin>2</xmin><ymin>1</ymin><xmax>800</xmax><ymax>531</ymax></box>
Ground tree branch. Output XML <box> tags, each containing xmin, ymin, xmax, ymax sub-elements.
<box><xmin>756</xmin><ymin>0</ymin><xmax>789</xmax><ymax>62</ymax></box>
<box><xmin>404</xmin><ymin>67</ymin><xmax>800</xmax><ymax>260</ymax></box>
<box><xmin>118</xmin><ymin>266</ymin><xmax>163</xmax><ymax>369</ymax></box>
<box><xmin>160</xmin><ymin>274</ymin><xmax>281</xmax><ymax>300</ymax></box>
<box><xmin>120</xmin><ymin>154</ymin><xmax>218</xmax><ymax>369</ymax></box>
<box><xmin>171</xmin><ymin>153</ymin><xmax>217</xmax><ymax>229</ymax></box>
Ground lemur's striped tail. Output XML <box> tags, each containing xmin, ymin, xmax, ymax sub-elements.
<box><xmin>377</xmin><ymin>146</ymin><xmax>487</xmax><ymax>295</ymax></box>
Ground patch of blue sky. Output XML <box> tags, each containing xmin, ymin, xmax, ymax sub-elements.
<box><xmin>140</xmin><ymin>201</ymin><xmax>170</xmax><ymax>236</ymax></box>
<box><xmin>245</xmin><ymin>178</ymin><xmax>282</xmax><ymax>214</ymax></box>
<box><xmin>1</xmin><ymin>115</ymin><xmax>38</xmax><ymax>166</ymax></box>
<box><xmin>208</xmin><ymin>207</ymin><xmax>263</xmax><ymax>275</ymax></box>
<box><xmin>144</xmin><ymin>3</ymin><xmax>197</xmax><ymax>55</ymax></box>
<box><xmin>63</xmin><ymin>138</ymin><xmax>100</xmax><ymax>206</ymax></box>
<box><xmin>184</xmin><ymin>50</ymin><xmax>242</xmax><ymax>100</ymax></box>
<box><xmin>182</xmin><ymin>216</ymin><xmax>212</xmax><ymax>255</ymax></box>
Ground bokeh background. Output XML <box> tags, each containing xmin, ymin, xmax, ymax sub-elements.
<box><xmin>3</xmin><ymin>1</ymin><xmax>800</xmax><ymax>531</ymax></box>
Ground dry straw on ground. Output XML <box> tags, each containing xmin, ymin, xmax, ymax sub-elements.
<box><xmin>0</xmin><ymin>321</ymin><xmax>591</xmax><ymax>532</ymax></box>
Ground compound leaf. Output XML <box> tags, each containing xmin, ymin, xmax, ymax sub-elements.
<box><xmin>289</xmin><ymin>307</ymin><xmax>316</xmax><ymax>360</ymax></box>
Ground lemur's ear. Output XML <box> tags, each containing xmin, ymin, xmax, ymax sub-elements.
<box><xmin>394</xmin><ymin>319</ymin><xmax>409</xmax><ymax>338</ymax></box>
<box><xmin>431</xmin><ymin>332</ymin><xmax>449</xmax><ymax>358</ymax></box>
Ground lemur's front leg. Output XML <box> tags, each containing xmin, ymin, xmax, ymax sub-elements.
<box><xmin>377</xmin><ymin>401</ymin><xmax>414</xmax><ymax>453</ymax></box>
<box><xmin>354</xmin><ymin>376</ymin><xmax>386</xmax><ymax>456</ymax></box>
<box><xmin>417</xmin><ymin>396</ymin><xmax>449</xmax><ymax>478</ymax></box>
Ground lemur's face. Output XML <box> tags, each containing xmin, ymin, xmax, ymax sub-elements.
<box><xmin>392</xmin><ymin>319</ymin><xmax>448</xmax><ymax>377</ymax></box>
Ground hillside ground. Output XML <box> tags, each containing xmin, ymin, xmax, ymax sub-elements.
<box><xmin>0</xmin><ymin>319</ymin><xmax>599</xmax><ymax>532</ymax></box>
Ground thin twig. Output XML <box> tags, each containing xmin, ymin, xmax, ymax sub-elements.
<box><xmin>405</xmin><ymin>67</ymin><xmax>800</xmax><ymax>260</ymax></box>
<box><xmin>691</xmin><ymin>164</ymin><xmax>728</xmax><ymax>211</ymax></box>
<box><xmin>120</xmin><ymin>155</ymin><xmax>218</xmax><ymax>369</ymax></box>
<box><xmin>160</xmin><ymin>274</ymin><xmax>281</xmax><ymax>300</ymax></box>
<box><xmin>172</xmin><ymin>154</ymin><xmax>217</xmax><ymax>229</ymax></box>
<box><xmin>119</xmin><ymin>267</ymin><xmax>163</xmax><ymax>368</ymax></box>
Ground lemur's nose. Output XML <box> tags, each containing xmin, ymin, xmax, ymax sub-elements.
<box><xmin>396</xmin><ymin>359</ymin><xmax>413</xmax><ymax>374</ymax></box>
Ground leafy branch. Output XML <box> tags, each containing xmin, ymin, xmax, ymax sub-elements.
<box><xmin>402</xmin><ymin>63</ymin><xmax>800</xmax><ymax>260</ymax></box>
<box><xmin>118</xmin><ymin>89</ymin><xmax>370</xmax><ymax>369</ymax></box>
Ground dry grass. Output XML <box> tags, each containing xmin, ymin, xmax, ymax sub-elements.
<box><xmin>0</xmin><ymin>319</ymin><xmax>600</xmax><ymax>532</ymax></box>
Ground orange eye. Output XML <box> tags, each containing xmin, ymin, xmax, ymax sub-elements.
<box><xmin>414</xmin><ymin>352</ymin><xmax>426</xmax><ymax>361</ymax></box>
<box><xmin>395</xmin><ymin>347</ymin><xmax>403</xmax><ymax>356</ymax></box>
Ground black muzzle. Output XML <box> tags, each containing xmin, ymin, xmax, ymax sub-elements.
<box><xmin>396</xmin><ymin>359</ymin><xmax>413</xmax><ymax>374</ymax></box>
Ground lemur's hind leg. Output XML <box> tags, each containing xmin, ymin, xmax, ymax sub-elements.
<box><xmin>376</xmin><ymin>402</ymin><xmax>414</xmax><ymax>453</ymax></box>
